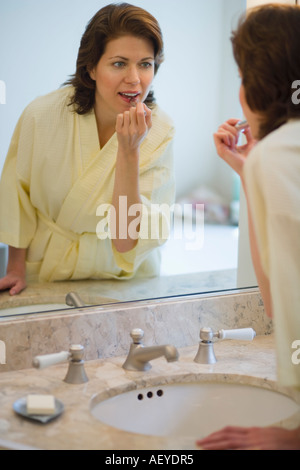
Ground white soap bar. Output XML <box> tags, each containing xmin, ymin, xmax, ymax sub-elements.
<box><xmin>26</xmin><ymin>394</ymin><xmax>55</xmax><ymax>415</ymax></box>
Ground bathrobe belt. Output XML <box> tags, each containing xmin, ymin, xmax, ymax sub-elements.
<box><xmin>36</xmin><ymin>211</ymin><xmax>101</xmax><ymax>282</ymax></box>
<box><xmin>37</xmin><ymin>211</ymin><xmax>80</xmax><ymax>242</ymax></box>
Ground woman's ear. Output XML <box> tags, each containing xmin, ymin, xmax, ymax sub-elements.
<box><xmin>87</xmin><ymin>66</ymin><xmax>96</xmax><ymax>81</ymax></box>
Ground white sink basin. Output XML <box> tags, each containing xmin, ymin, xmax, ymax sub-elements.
<box><xmin>0</xmin><ymin>304</ymin><xmax>72</xmax><ymax>317</ymax></box>
<box><xmin>90</xmin><ymin>381</ymin><xmax>299</xmax><ymax>438</ymax></box>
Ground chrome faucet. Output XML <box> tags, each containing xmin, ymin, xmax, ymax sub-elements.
<box><xmin>32</xmin><ymin>344</ymin><xmax>89</xmax><ymax>384</ymax></box>
<box><xmin>65</xmin><ymin>292</ymin><xmax>86</xmax><ymax>308</ymax></box>
<box><xmin>122</xmin><ymin>328</ymin><xmax>179</xmax><ymax>371</ymax></box>
<box><xmin>194</xmin><ymin>326</ymin><xmax>256</xmax><ymax>364</ymax></box>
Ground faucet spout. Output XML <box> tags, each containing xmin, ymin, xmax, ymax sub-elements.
<box><xmin>122</xmin><ymin>329</ymin><xmax>179</xmax><ymax>371</ymax></box>
<box><xmin>65</xmin><ymin>292</ymin><xmax>86</xmax><ymax>308</ymax></box>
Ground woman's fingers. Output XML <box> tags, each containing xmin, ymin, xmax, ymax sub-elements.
<box><xmin>116</xmin><ymin>102</ymin><xmax>151</xmax><ymax>154</ymax></box>
<box><xmin>116</xmin><ymin>103</ymin><xmax>151</xmax><ymax>130</ymax></box>
<box><xmin>215</xmin><ymin>118</ymin><xmax>256</xmax><ymax>155</ymax></box>
<box><xmin>130</xmin><ymin>102</ymin><xmax>151</xmax><ymax>132</ymax></box>
<box><xmin>0</xmin><ymin>274</ymin><xmax>27</xmax><ymax>295</ymax></box>
<box><xmin>9</xmin><ymin>278</ymin><xmax>27</xmax><ymax>295</ymax></box>
<box><xmin>217</xmin><ymin>121</ymin><xmax>242</xmax><ymax>146</ymax></box>
<box><xmin>228</xmin><ymin>118</ymin><xmax>241</xmax><ymax>127</ymax></box>
<box><xmin>196</xmin><ymin>425</ymin><xmax>300</xmax><ymax>450</ymax></box>
<box><xmin>213</xmin><ymin>118</ymin><xmax>258</xmax><ymax>176</ymax></box>
<box><xmin>142</xmin><ymin>103</ymin><xmax>152</xmax><ymax>129</ymax></box>
<box><xmin>196</xmin><ymin>426</ymin><xmax>252</xmax><ymax>450</ymax></box>
<box><xmin>123</xmin><ymin>110</ymin><xmax>131</xmax><ymax>129</ymax></box>
<box><xmin>213</xmin><ymin>126</ymin><xmax>238</xmax><ymax>153</ymax></box>
<box><xmin>115</xmin><ymin>112</ymin><xmax>124</xmax><ymax>132</ymax></box>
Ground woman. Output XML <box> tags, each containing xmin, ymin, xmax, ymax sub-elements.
<box><xmin>0</xmin><ymin>3</ymin><xmax>175</xmax><ymax>294</ymax></box>
<box><xmin>197</xmin><ymin>4</ymin><xmax>300</xmax><ymax>450</ymax></box>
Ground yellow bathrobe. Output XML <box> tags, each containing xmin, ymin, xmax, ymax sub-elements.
<box><xmin>0</xmin><ymin>86</ymin><xmax>175</xmax><ymax>282</ymax></box>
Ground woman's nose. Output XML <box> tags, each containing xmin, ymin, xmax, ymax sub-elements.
<box><xmin>124</xmin><ymin>66</ymin><xmax>140</xmax><ymax>84</ymax></box>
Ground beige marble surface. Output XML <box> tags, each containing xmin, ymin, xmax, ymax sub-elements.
<box><xmin>0</xmin><ymin>288</ymin><xmax>272</xmax><ymax>372</ymax></box>
<box><xmin>0</xmin><ymin>269</ymin><xmax>238</xmax><ymax>314</ymax></box>
<box><xmin>0</xmin><ymin>334</ymin><xmax>299</xmax><ymax>450</ymax></box>
<box><xmin>0</xmin><ymin>279</ymin><xmax>119</xmax><ymax>311</ymax></box>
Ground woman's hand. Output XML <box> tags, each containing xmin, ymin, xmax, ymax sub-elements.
<box><xmin>196</xmin><ymin>425</ymin><xmax>300</xmax><ymax>450</ymax></box>
<box><xmin>0</xmin><ymin>272</ymin><xmax>27</xmax><ymax>295</ymax></box>
<box><xmin>115</xmin><ymin>102</ymin><xmax>152</xmax><ymax>157</ymax></box>
<box><xmin>0</xmin><ymin>247</ymin><xmax>27</xmax><ymax>295</ymax></box>
<box><xmin>213</xmin><ymin>118</ymin><xmax>256</xmax><ymax>176</ymax></box>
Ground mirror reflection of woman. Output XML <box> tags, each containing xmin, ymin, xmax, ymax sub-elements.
<box><xmin>0</xmin><ymin>3</ymin><xmax>175</xmax><ymax>295</ymax></box>
<box><xmin>197</xmin><ymin>4</ymin><xmax>300</xmax><ymax>450</ymax></box>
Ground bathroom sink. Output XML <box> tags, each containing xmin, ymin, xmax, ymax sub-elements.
<box><xmin>0</xmin><ymin>304</ymin><xmax>72</xmax><ymax>317</ymax></box>
<box><xmin>90</xmin><ymin>381</ymin><xmax>299</xmax><ymax>438</ymax></box>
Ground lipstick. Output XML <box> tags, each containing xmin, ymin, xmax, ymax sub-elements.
<box><xmin>235</xmin><ymin>120</ymin><xmax>249</xmax><ymax>131</ymax></box>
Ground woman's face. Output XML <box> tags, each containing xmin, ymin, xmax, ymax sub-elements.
<box><xmin>239</xmin><ymin>81</ymin><xmax>261</xmax><ymax>139</ymax></box>
<box><xmin>89</xmin><ymin>35</ymin><xmax>155</xmax><ymax>121</ymax></box>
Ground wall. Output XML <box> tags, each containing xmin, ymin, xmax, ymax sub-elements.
<box><xmin>0</xmin><ymin>0</ymin><xmax>245</xmax><ymax>201</ymax></box>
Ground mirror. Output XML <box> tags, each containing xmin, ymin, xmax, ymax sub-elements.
<box><xmin>0</xmin><ymin>0</ymin><xmax>257</xmax><ymax>316</ymax></box>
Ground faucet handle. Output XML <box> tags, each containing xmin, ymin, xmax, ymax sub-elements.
<box><xmin>195</xmin><ymin>327</ymin><xmax>256</xmax><ymax>364</ymax></box>
<box><xmin>199</xmin><ymin>327</ymin><xmax>256</xmax><ymax>342</ymax></box>
<box><xmin>130</xmin><ymin>328</ymin><xmax>144</xmax><ymax>344</ymax></box>
<box><xmin>217</xmin><ymin>328</ymin><xmax>256</xmax><ymax>341</ymax></box>
<box><xmin>32</xmin><ymin>344</ymin><xmax>88</xmax><ymax>384</ymax></box>
<box><xmin>33</xmin><ymin>350</ymin><xmax>70</xmax><ymax>369</ymax></box>
<box><xmin>199</xmin><ymin>327</ymin><xmax>215</xmax><ymax>342</ymax></box>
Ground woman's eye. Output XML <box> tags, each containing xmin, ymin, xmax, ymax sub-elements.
<box><xmin>113</xmin><ymin>62</ymin><xmax>125</xmax><ymax>68</ymax></box>
<box><xmin>140</xmin><ymin>62</ymin><xmax>153</xmax><ymax>68</ymax></box>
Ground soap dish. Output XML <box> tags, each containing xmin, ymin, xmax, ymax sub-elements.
<box><xmin>13</xmin><ymin>397</ymin><xmax>64</xmax><ymax>424</ymax></box>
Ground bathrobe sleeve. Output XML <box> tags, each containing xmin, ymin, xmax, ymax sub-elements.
<box><xmin>0</xmin><ymin>107</ymin><xmax>37</xmax><ymax>248</ymax></box>
<box><xmin>244</xmin><ymin>121</ymin><xmax>300</xmax><ymax>389</ymax></box>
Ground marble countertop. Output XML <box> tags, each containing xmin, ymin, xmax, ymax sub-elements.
<box><xmin>0</xmin><ymin>334</ymin><xmax>299</xmax><ymax>450</ymax></box>
<box><xmin>0</xmin><ymin>269</ymin><xmax>237</xmax><ymax>316</ymax></box>
<box><xmin>0</xmin><ymin>279</ymin><xmax>119</xmax><ymax>311</ymax></box>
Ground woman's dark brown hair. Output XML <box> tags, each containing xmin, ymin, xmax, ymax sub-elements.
<box><xmin>65</xmin><ymin>2</ymin><xmax>164</xmax><ymax>114</ymax></box>
<box><xmin>231</xmin><ymin>4</ymin><xmax>300</xmax><ymax>140</ymax></box>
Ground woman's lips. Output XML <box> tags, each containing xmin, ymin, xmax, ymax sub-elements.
<box><xmin>118</xmin><ymin>92</ymin><xmax>140</xmax><ymax>104</ymax></box>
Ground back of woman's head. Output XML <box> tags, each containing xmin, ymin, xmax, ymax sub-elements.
<box><xmin>67</xmin><ymin>3</ymin><xmax>164</xmax><ymax>114</ymax></box>
<box><xmin>231</xmin><ymin>4</ymin><xmax>300</xmax><ymax>139</ymax></box>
